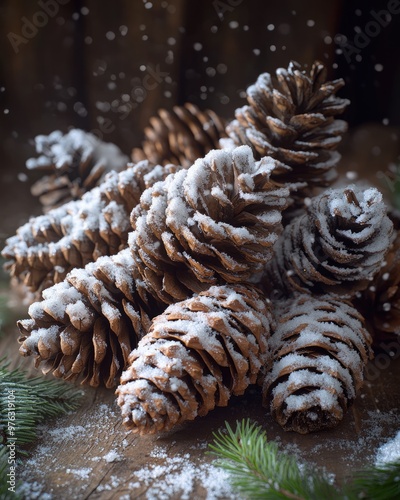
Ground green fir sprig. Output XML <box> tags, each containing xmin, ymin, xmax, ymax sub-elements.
<box><xmin>0</xmin><ymin>360</ymin><xmax>82</xmax><ymax>499</ymax></box>
<box><xmin>0</xmin><ymin>359</ymin><xmax>82</xmax><ymax>448</ymax></box>
<box><xmin>210</xmin><ymin>419</ymin><xmax>400</xmax><ymax>500</ymax></box>
<box><xmin>209</xmin><ymin>419</ymin><xmax>338</xmax><ymax>499</ymax></box>
<box><xmin>348</xmin><ymin>459</ymin><xmax>400</xmax><ymax>500</ymax></box>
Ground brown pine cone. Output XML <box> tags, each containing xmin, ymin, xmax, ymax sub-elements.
<box><xmin>26</xmin><ymin>129</ymin><xmax>129</xmax><ymax>211</ymax></box>
<box><xmin>264</xmin><ymin>186</ymin><xmax>393</xmax><ymax>299</ymax></box>
<box><xmin>117</xmin><ymin>284</ymin><xmax>272</xmax><ymax>434</ymax></box>
<box><xmin>2</xmin><ymin>161</ymin><xmax>179</xmax><ymax>299</ymax></box>
<box><xmin>262</xmin><ymin>294</ymin><xmax>372</xmax><ymax>434</ymax></box>
<box><xmin>130</xmin><ymin>145</ymin><xmax>292</xmax><ymax>304</ymax></box>
<box><xmin>353</xmin><ymin>230</ymin><xmax>400</xmax><ymax>340</ymax></box>
<box><xmin>223</xmin><ymin>61</ymin><xmax>349</xmax><ymax>200</ymax></box>
<box><xmin>17</xmin><ymin>248</ymin><xmax>165</xmax><ymax>388</ymax></box>
<box><xmin>132</xmin><ymin>103</ymin><xmax>227</xmax><ymax>167</ymax></box>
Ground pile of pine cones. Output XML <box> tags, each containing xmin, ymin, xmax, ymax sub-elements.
<box><xmin>2</xmin><ymin>61</ymin><xmax>398</xmax><ymax>435</ymax></box>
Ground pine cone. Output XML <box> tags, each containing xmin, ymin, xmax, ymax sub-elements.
<box><xmin>117</xmin><ymin>284</ymin><xmax>272</xmax><ymax>434</ymax></box>
<box><xmin>132</xmin><ymin>103</ymin><xmax>226</xmax><ymax>167</ymax></box>
<box><xmin>222</xmin><ymin>61</ymin><xmax>349</xmax><ymax>198</ymax></box>
<box><xmin>17</xmin><ymin>248</ymin><xmax>165</xmax><ymax>388</ymax></box>
<box><xmin>264</xmin><ymin>186</ymin><xmax>393</xmax><ymax>298</ymax></box>
<box><xmin>15</xmin><ymin>146</ymin><xmax>286</xmax><ymax>389</ymax></box>
<box><xmin>130</xmin><ymin>145</ymin><xmax>292</xmax><ymax>304</ymax></box>
<box><xmin>262</xmin><ymin>294</ymin><xmax>372</xmax><ymax>433</ymax></box>
<box><xmin>26</xmin><ymin>129</ymin><xmax>129</xmax><ymax>211</ymax></box>
<box><xmin>353</xmin><ymin>230</ymin><xmax>400</xmax><ymax>340</ymax></box>
<box><xmin>2</xmin><ymin>161</ymin><xmax>179</xmax><ymax>298</ymax></box>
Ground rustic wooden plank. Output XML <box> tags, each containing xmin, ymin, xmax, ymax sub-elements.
<box><xmin>1</xmin><ymin>292</ymin><xmax>400</xmax><ymax>498</ymax></box>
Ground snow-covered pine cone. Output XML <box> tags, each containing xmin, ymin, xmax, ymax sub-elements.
<box><xmin>117</xmin><ymin>284</ymin><xmax>272</xmax><ymax>434</ymax></box>
<box><xmin>26</xmin><ymin>129</ymin><xmax>129</xmax><ymax>211</ymax></box>
<box><xmin>15</xmin><ymin>146</ymin><xmax>289</xmax><ymax>386</ymax></box>
<box><xmin>2</xmin><ymin>161</ymin><xmax>179</xmax><ymax>299</ymax></box>
<box><xmin>263</xmin><ymin>294</ymin><xmax>372</xmax><ymax>433</ymax></box>
<box><xmin>132</xmin><ymin>103</ymin><xmax>226</xmax><ymax>168</ymax></box>
<box><xmin>17</xmin><ymin>248</ymin><xmax>165</xmax><ymax>388</ymax></box>
<box><xmin>353</xmin><ymin>230</ymin><xmax>400</xmax><ymax>340</ymax></box>
<box><xmin>264</xmin><ymin>186</ymin><xmax>393</xmax><ymax>299</ymax></box>
<box><xmin>222</xmin><ymin>61</ymin><xmax>349</xmax><ymax>201</ymax></box>
<box><xmin>130</xmin><ymin>145</ymin><xmax>292</xmax><ymax>304</ymax></box>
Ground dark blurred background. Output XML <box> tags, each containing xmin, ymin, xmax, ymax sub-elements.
<box><xmin>1</xmin><ymin>0</ymin><xmax>400</xmax><ymax>243</ymax></box>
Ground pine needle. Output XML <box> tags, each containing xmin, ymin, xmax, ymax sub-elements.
<box><xmin>209</xmin><ymin>419</ymin><xmax>339</xmax><ymax>499</ymax></box>
<box><xmin>0</xmin><ymin>359</ymin><xmax>82</xmax><ymax>449</ymax></box>
<box><xmin>210</xmin><ymin>419</ymin><xmax>400</xmax><ymax>500</ymax></box>
<box><xmin>346</xmin><ymin>460</ymin><xmax>400</xmax><ymax>500</ymax></box>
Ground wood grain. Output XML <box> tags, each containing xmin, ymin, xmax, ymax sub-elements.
<box><xmin>1</xmin><ymin>286</ymin><xmax>400</xmax><ymax>498</ymax></box>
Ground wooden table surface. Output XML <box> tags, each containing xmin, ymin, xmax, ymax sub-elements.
<box><xmin>1</xmin><ymin>123</ymin><xmax>400</xmax><ymax>499</ymax></box>
<box><xmin>1</xmin><ymin>315</ymin><xmax>400</xmax><ymax>499</ymax></box>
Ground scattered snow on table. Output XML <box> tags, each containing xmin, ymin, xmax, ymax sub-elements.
<box><xmin>129</xmin><ymin>453</ymin><xmax>237</xmax><ymax>500</ymax></box>
<box><xmin>290</xmin><ymin>408</ymin><xmax>400</xmax><ymax>468</ymax></box>
<box><xmin>103</xmin><ymin>449</ymin><xmax>122</xmax><ymax>463</ymax></box>
<box><xmin>375</xmin><ymin>430</ymin><xmax>400</xmax><ymax>465</ymax></box>
<box><xmin>17</xmin><ymin>400</ymin><xmax>240</xmax><ymax>500</ymax></box>
<box><xmin>15</xmin><ymin>382</ymin><xmax>400</xmax><ymax>499</ymax></box>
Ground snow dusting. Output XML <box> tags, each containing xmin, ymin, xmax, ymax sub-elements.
<box><xmin>26</xmin><ymin>129</ymin><xmax>128</xmax><ymax>174</ymax></box>
<box><xmin>129</xmin><ymin>454</ymin><xmax>237</xmax><ymax>500</ymax></box>
<box><xmin>16</xmin><ymin>401</ymin><xmax>239</xmax><ymax>499</ymax></box>
<box><xmin>375</xmin><ymin>430</ymin><xmax>400</xmax><ymax>465</ymax></box>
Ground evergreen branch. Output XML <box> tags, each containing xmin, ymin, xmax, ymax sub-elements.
<box><xmin>209</xmin><ymin>419</ymin><xmax>339</xmax><ymax>499</ymax></box>
<box><xmin>210</xmin><ymin>420</ymin><xmax>400</xmax><ymax>500</ymax></box>
<box><xmin>346</xmin><ymin>460</ymin><xmax>400</xmax><ymax>500</ymax></box>
<box><xmin>0</xmin><ymin>359</ymin><xmax>82</xmax><ymax>449</ymax></box>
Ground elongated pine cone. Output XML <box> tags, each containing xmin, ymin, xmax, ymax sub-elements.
<box><xmin>2</xmin><ymin>161</ymin><xmax>179</xmax><ymax>298</ymax></box>
<box><xmin>17</xmin><ymin>248</ymin><xmax>165</xmax><ymax>387</ymax></box>
<box><xmin>353</xmin><ymin>230</ymin><xmax>400</xmax><ymax>339</ymax></box>
<box><xmin>132</xmin><ymin>103</ymin><xmax>226</xmax><ymax>167</ymax></box>
<box><xmin>129</xmin><ymin>145</ymin><xmax>292</xmax><ymax>304</ymax></box>
<box><xmin>26</xmin><ymin>129</ymin><xmax>129</xmax><ymax>211</ymax></box>
<box><xmin>264</xmin><ymin>186</ymin><xmax>393</xmax><ymax>298</ymax></box>
<box><xmin>263</xmin><ymin>294</ymin><xmax>372</xmax><ymax>433</ymax></box>
<box><xmin>117</xmin><ymin>284</ymin><xmax>272</xmax><ymax>434</ymax></box>
<box><xmin>222</xmin><ymin>61</ymin><xmax>349</xmax><ymax>194</ymax></box>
